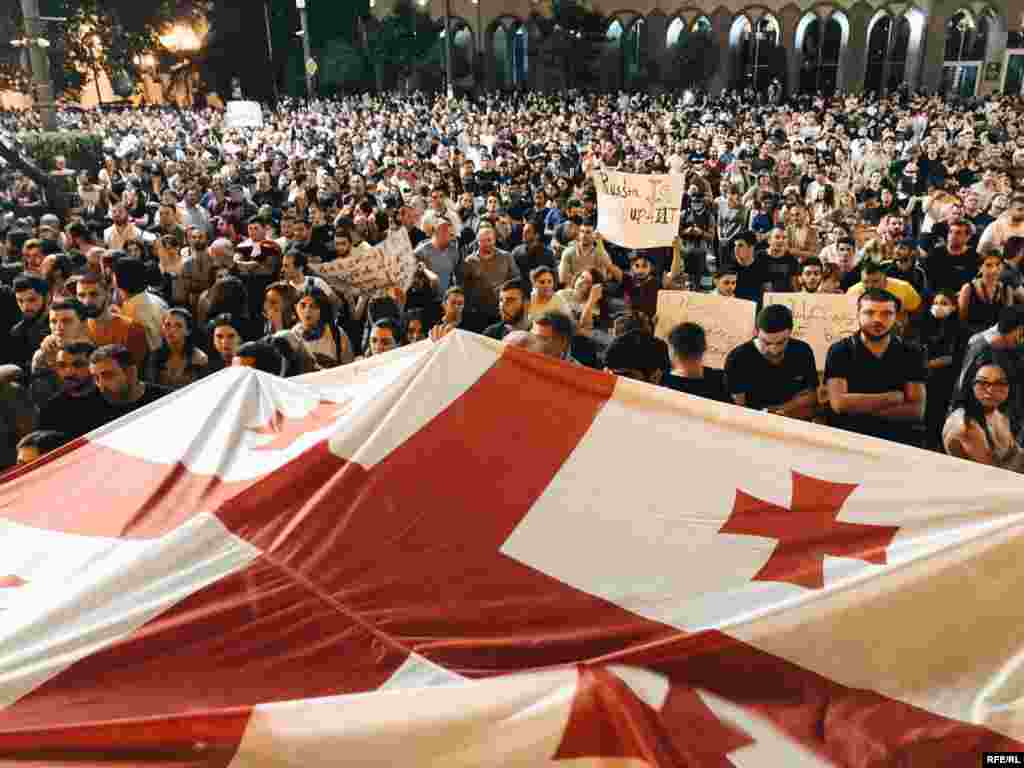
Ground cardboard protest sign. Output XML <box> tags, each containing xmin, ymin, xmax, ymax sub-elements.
<box><xmin>595</xmin><ymin>171</ymin><xmax>684</xmax><ymax>249</ymax></box>
<box><xmin>763</xmin><ymin>293</ymin><xmax>859</xmax><ymax>370</ymax></box>
<box><xmin>654</xmin><ymin>291</ymin><xmax>755</xmax><ymax>369</ymax></box>
<box><xmin>310</xmin><ymin>227</ymin><xmax>416</xmax><ymax>296</ymax></box>
<box><xmin>225</xmin><ymin>101</ymin><xmax>264</xmax><ymax>129</ymax></box>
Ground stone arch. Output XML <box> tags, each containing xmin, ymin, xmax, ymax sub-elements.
<box><xmin>732</xmin><ymin>10</ymin><xmax>782</xmax><ymax>91</ymax></box>
<box><xmin>440</xmin><ymin>16</ymin><xmax>476</xmax><ymax>82</ymax></box>
<box><xmin>795</xmin><ymin>8</ymin><xmax>849</xmax><ymax>94</ymax></box>
<box><xmin>488</xmin><ymin>15</ymin><xmax>523</xmax><ymax>91</ymax></box>
<box><xmin>667</xmin><ymin>15</ymin><xmax>688</xmax><ymax>46</ymax></box>
<box><xmin>864</xmin><ymin>8</ymin><xmax>914</xmax><ymax>93</ymax></box>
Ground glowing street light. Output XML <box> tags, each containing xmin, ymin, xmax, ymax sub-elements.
<box><xmin>10</xmin><ymin>37</ymin><xmax>50</xmax><ymax>48</ymax></box>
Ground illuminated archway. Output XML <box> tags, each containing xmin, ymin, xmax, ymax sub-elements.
<box><xmin>796</xmin><ymin>11</ymin><xmax>848</xmax><ymax>95</ymax></box>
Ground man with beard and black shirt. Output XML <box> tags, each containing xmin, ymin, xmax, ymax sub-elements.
<box><xmin>825</xmin><ymin>288</ymin><xmax>927</xmax><ymax>446</ymax></box>
<box><xmin>483</xmin><ymin>280</ymin><xmax>530</xmax><ymax>339</ymax></box>
<box><xmin>724</xmin><ymin>304</ymin><xmax>818</xmax><ymax>419</ymax></box>
<box><xmin>927</xmin><ymin>218</ymin><xmax>977</xmax><ymax>295</ymax></box>
<box><xmin>732</xmin><ymin>232</ymin><xmax>769</xmax><ymax>304</ymax></box>
<box><xmin>762</xmin><ymin>228</ymin><xmax>802</xmax><ymax>293</ymax></box>
<box><xmin>459</xmin><ymin>160</ymin><xmax>480</xmax><ymax>198</ymax></box>
<box><xmin>90</xmin><ymin>344</ymin><xmax>171</xmax><ymax>420</ymax></box>
<box><xmin>37</xmin><ymin>341</ymin><xmax>110</xmax><ymax>444</ymax></box>
<box><xmin>8</xmin><ymin>275</ymin><xmax>50</xmax><ymax>370</ymax></box>
<box><xmin>475</xmin><ymin>156</ymin><xmax>500</xmax><ymax>195</ymax></box>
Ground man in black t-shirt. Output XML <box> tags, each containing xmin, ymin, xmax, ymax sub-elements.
<box><xmin>825</xmin><ymin>288</ymin><xmax>927</xmax><ymax>446</ymax></box>
<box><xmin>724</xmin><ymin>304</ymin><xmax>818</xmax><ymax>419</ymax></box>
<box><xmin>762</xmin><ymin>228</ymin><xmax>801</xmax><ymax>294</ymax></box>
<box><xmin>926</xmin><ymin>219</ymin><xmax>977</xmax><ymax>295</ymax></box>
<box><xmin>89</xmin><ymin>344</ymin><xmax>171</xmax><ymax>421</ymax></box>
<box><xmin>38</xmin><ymin>341</ymin><xmax>110</xmax><ymax>444</ymax></box>
<box><xmin>732</xmin><ymin>232</ymin><xmax>769</xmax><ymax>304</ymax></box>
<box><xmin>663</xmin><ymin>322</ymin><xmax>729</xmax><ymax>403</ymax></box>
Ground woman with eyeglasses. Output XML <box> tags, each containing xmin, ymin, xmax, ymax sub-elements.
<box><xmin>943</xmin><ymin>351</ymin><xmax>1024</xmax><ymax>471</ymax></box>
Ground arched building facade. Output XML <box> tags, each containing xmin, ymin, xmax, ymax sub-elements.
<box><xmin>370</xmin><ymin>0</ymin><xmax>1024</xmax><ymax>96</ymax></box>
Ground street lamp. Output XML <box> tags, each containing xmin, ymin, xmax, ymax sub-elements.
<box><xmin>295</xmin><ymin>0</ymin><xmax>314</xmax><ymax>101</ymax></box>
<box><xmin>751</xmin><ymin>18</ymin><xmax>771</xmax><ymax>93</ymax></box>
<box><xmin>956</xmin><ymin>15</ymin><xmax>975</xmax><ymax>96</ymax></box>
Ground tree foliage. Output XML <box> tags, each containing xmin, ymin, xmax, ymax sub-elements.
<box><xmin>2</xmin><ymin>0</ymin><xmax>206</xmax><ymax>99</ymax></box>
<box><xmin>363</xmin><ymin>0</ymin><xmax>443</xmax><ymax>90</ymax></box>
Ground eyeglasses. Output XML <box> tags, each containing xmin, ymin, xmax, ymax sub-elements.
<box><xmin>973</xmin><ymin>379</ymin><xmax>1009</xmax><ymax>392</ymax></box>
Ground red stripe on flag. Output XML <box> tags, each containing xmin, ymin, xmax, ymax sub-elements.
<box><xmin>211</xmin><ymin>348</ymin><xmax>662</xmax><ymax>672</ymax></box>
<box><xmin>0</xmin><ymin>552</ymin><xmax>410</xmax><ymax>752</ymax></box>
<box><xmin>0</xmin><ymin>708</ymin><xmax>252</xmax><ymax>768</ymax></box>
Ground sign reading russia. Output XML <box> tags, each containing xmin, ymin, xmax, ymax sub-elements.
<box><xmin>596</xmin><ymin>171</ymin><xmax>684</xmax><ymax>249</ymax></box>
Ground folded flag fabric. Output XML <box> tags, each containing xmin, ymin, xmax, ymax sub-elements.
<box><xmin>1</xmin><ymin>331</ymin><xmax>1022</xmax><ymax>767</ymax></box>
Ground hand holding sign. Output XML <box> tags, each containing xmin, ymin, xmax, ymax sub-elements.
<box><xmin>596</xmin><ymin>171</ymin><xmax>685</xmax><ymax>249</ymax></box>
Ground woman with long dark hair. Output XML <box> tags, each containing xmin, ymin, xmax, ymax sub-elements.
<box><xmin>943</xmin><ymin>351</ymin><xmax>1024</xmax><ymax>470</ymax></box>
<box><xmin>206</xmin><ymin>313</ymin><xmax>246</xmax><ymax>371</ymax></box>
<box><xmin>290</xmin><ymin>285</ymin><xmax>354</xmax><ymax>370</ymax></box>
<box><xmin>147</xmin><ymin>308</ymin><xmax>209</xmax><ymax>389</ymax></box>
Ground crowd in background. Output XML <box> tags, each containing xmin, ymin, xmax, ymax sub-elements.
<box><xmin>1</xmin><ymin>86</ymin><xmax>1024</xmax><ymax>470</ymax></box>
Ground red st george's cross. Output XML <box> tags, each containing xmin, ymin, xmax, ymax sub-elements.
<box><xmin>720</xmin><ymin>471</ymin><xmax>902</xmax><ymax>590</ymax></box>
<box><xmin>0</xmin><ymin>350</ymin><xmax>1020</xmax><ymax>767</ymax></box>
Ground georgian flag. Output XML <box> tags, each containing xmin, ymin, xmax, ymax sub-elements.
<box><xmin>0</xmin><ymin>331</ymin><xmax>1023</xmax><ymax>767</ymax></box>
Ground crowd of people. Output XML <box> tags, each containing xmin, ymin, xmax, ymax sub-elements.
<box><xmin>1</xmin><ymin>86</ymin><xmax>1024</xmax><ymax>471</ymax></box>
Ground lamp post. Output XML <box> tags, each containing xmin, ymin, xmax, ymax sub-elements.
<box><xmin>442</xmin><ymin>0</ymin><xmax>454</xmax><ymax>100</ymax></box>
<box><xmin>295</xmin><ymin>0</ymin><xmax>314</xmax><ymax>101</ymax></box>
<box><xmin>16</xmin><ymin>0</ymin><xmax>56</xmax><ymax>131</ymax></box>
<box><xmin>956</xmin><ymin>16</ymin><xmax>975</xmax><ymax>96</ymax></box>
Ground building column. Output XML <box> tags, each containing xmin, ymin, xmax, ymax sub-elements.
<box><xmin>708</xmin><ymin>8</ymin><xmax>734</xmax><ymax>95</ymax></box>
<box><xmin>902</xmin><ymin>9</ymin><xmax>928</xmax><ymax>89</ymax></box>
<box><xmin>778</xmin><ymin>6</ymin><xmax>803</xmax><ymax>97</ymax></box>
<box><xmin>842</xmin><ymin>5</ymin><xmax>872</xmax><ymax>93</ymax></box>
<box><xmin>919</xmin><ymin>0</ymin><xmax>957</xmax><ymax>93</ymax></box>
<box><xmin>645</xmin><ymin>11</ymin><xmax>668</xmax><ymax>94</ymax></box>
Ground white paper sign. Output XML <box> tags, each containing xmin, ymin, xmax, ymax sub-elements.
<box><xmin>654</xmin><ymin>291</ymin><xmax>755</xmax><ymax>370</ymax></box>
<box><xmin>763</xmin><ymin>293</ymin><xmax>859</xmax><ymax>370</ymax></box>
<box><xmin>310</xmin><ymin>227</ymin><xmax>416</xmax><ymax>296</ymax></box>
<box><xmin>595</xmin><ymin>171</ymin><xmax>684</xmax><ymax>249</ymax></box>
<box><xmin>225</xmin><ymin>101</ymin><xmax>264</xmax><ymax>129</ymax></box>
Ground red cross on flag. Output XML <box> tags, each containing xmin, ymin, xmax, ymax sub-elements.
<box><xmin>1</xmin><ymin>331</ymin><xmax>1023</xmax><ymax>767</ymax></box>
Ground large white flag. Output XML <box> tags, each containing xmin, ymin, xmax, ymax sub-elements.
<box><xmin>1</xmin><ymin>332</ymin><xmax>1023</xmax><ymax>766</ymax></box>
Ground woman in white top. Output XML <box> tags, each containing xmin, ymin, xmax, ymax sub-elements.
<box><xmin>943</xmin><ymin>353</ymin><xmax>1024</xmax><ymax>471</ymax></box>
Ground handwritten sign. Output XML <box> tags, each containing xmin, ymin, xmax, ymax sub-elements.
<box><xmin>764</xmin><ymin>292</ymin><xmax>859</xmax><ymax>369</ymax></box>
<box><xmin>310</xmin><ymin>227</ymin><xmax>416</xmax><ymax>297</ymax></box>
<box><xmin>654</xmin><ymin>291</ymin><xmax>755</xmax><ymax>369</ymax></box>
<box><xmin>225</xmin><ymin>101</ymin><xmax>264</xmax><ymax>129</ymax></box>
<box><xmin>596</xmin><ymin>171</ymin><xmax>684</xmax><ymax>249</ymax></box>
